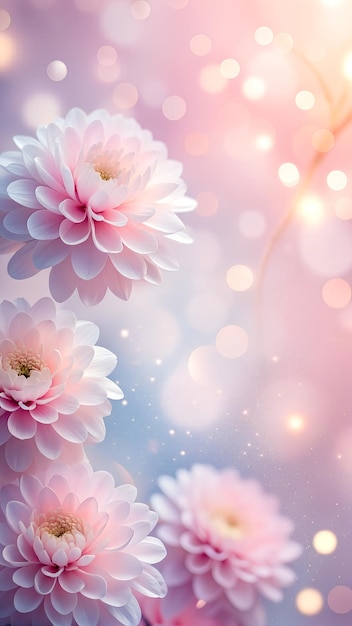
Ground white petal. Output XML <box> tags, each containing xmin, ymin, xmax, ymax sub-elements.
<box><xmin>27</xmin><ymin>210</ymin><xmax>62</xmax><ymax>240</ymax></box>
<box><xmin>71</xmin><ymin>240</ymin><xmax>107</xmax><ymax>279</ymax></box>
<box><xmin>7</xmin><ymin>179</ymin><xmax>41</xmax><ymax>209</ymax></box>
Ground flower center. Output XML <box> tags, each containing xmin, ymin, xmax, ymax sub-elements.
<box><xmin>93</xmin><ymin>150</ymin><xmax>119</xmax><ymax>181</ymax></box>
<box><xmin>5</xmin><ymin>348</ymin><xmax>44</xmax><ymax>378</ymax></box>
<box><xmin>40</xmin><ymin>510</ymin><xmax>84</xmax><ymax>538</ymax></box>
<box><xmin>211</xmin><ymin>510</ymin><xmax>244</xmax><ymax>540</ymax></box>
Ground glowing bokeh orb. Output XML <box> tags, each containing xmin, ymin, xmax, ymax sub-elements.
<box><xmin>312</xmin><ymin>529</ymin><xmax>338</xmax><ymax>554</ymax></box>
<box><xmin>296</xmin><ymin>588</ymin><xmax>324</xmax><ymax>615</ymax></box>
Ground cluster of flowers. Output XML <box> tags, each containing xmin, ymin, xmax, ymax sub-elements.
<box><xmin>0</xmin><ymin>109</ymin><xmax>301</xmax><ymax>625</ymax></box>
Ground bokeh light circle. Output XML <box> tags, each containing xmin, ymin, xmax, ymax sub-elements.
<box><xmin>220</xmin><ymin>58</ymin><xmax>240</xmax><ymax>79</ymax></box>
<box><xmin>46</xmin><ymin>60</ymin><xmax>67</xmax><ymax>81</ymax></box>
<box><xmin>113</xmin><ymin>82</ymin><xmax>138</xmax><ymax>109</ymax></box>
<box><xmin>0</xmin><ymin>32</ymin><xmax>16</xmax><ymax>71</ymax></box>
<box><xmin>101</xmin><ymin>0</ymin><xmax>142</xmax><ymax>46</ymax></box>
<box><xmin>242</xmin><ymin>76</ymin><xmax>266</xmax><ymax>100</ymax></box>
<box><xmin>296</xmin><ymin>588</ymin><xmax>324</xmax><ymax>615</ymax></box>
<box><xmin>215</xmin><ymin>325</ymin><xmax>248</xmax><ymax>359</ymax></box>
<box><xmin>278</xmin><ymin>162</ymin><xmax>300</xmax><ymax>186</ymax></box>
<box><xmin>199</xmin><ymin>63</ymin><xmax>228</xmax><ymax>93</ymax></box>
<box><xmin>335</xmin><ymin>196</ymin><xmax>352</xmax><ymax>220</ymax></box>
<box><xmin>312</xmin><ymin>529</ymin><xmax>338</xmax><ymax>554</ymax></box>
<box><xmin>295</xmin><ymin>90</ymin><xmax>315</xmax><ymax>110</ymax></box>
<box><xmin>328</xmin><ymin>586</ymin><xmax>352</xmax><ymax>614</ymax></box>
<box><xmin>22</xmin><ymin>93</ymin><xmax>61</xmax><ymax>128</ymax></box>
<box><xmin>327</xmin><ymin>169</ymin><xmax>347</xmax><ymax>191</ymax></box>
<box><xmin>168</xmin><ymin>0</ymin><xmax>188</xmax><ymax>7</ymax></box>
<box><xmin>196</xmin><ymin>191</ymin><xmax>219</xmax><ymax>217</ymax></box>
<box><xmin>0</xmin><ymin>9</ymin><xmax>11</xmax><ymax>30</ymax></box>
<box><xmin>322</xmin><ymin>278</ymin><xmax>351</xmax><ymax>308</ymax></box>
<box><xmin>131</xmin><ymin>0</ymin><xmax>150</xmax><ymax>19</ymax></box>
<box><xmin>255</xmin><ymin>26</ymin><xmax>274</xmax><ymax>46</ymax></box>
<box><xmin>190</xmin><ymin>33</ymin><xmax>211</xmax><ymax>56</ymax></box>
<box><xmin>226</xmin><ymin>264</ymin><xmax>254</xmax><ymax>291</ymax></box>
<box><xmin>162</xmin><ymin>95</ymin><xmax>187</xmax><ymax>120</ymax></box>
<box><xmin>97</xmin><ymin>45</ymin><xmax>117</xmax><ymax>66</ymax></box>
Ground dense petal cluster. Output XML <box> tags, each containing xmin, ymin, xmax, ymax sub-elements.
<box><xmin>0</xmin><ymin>297</ymin><xmax>122</xmax><ymax>479</ymax></box>
<box><xmin>151</xmin><ymin>464</ymin><xmax>302</xmax><ymax>624</ymax></box>
<box><xmin>138</xmin><ymin>595</ymin><xmax>258</xmax><ymax>626</ymax></box>
<box><xmin>0</xmin><ymin>108</ymin><xmax>196</xmax><ymax>305</ymax></box>
<box><xmin>0</xmin><ymin>462</ymin><xmax>167</xmax><ymax>626</ymax></box>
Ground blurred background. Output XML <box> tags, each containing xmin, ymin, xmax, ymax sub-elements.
<box><xmin>1</xmin><ymin>0</ymin><xmax>352</xmax><ymax>623</ymax></box>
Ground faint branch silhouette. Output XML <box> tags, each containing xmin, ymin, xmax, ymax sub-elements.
<box><xmin>257</xmin><ymin>50</ymin><xmax>352</xmax><ymax>300</ymax></box>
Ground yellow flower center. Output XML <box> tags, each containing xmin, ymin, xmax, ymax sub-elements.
<box><xmin>210</xmin><ymin>510</ymin><xmax>244</xmax><ymax>539</ymax></box>
<box><xmin>93</xmin><ymin>150</ymin><xmax>119</xmax><ymax>181</ymax></box>
<box><xmin>40</xmin><ymin>510</ymin><xmax>84</xmax><ymax>538</ymax></box>
<box><xmin>5</xmin><ymin>348</ymin><xmax>44</xmax><ymax>378</ymax></box>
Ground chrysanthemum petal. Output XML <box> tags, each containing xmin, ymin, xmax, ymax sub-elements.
<box><xmin>106</xmin><ymin>594</ymin><xmax>141</xmax><ymax>626</ymax></box>
<box><xmin>92</xmin><ymin>220</ymin><xmax>123</xmax><ymax>254</ymax></box>
<box><xmin>120</xmin><ymin>224</ymin><xmax>158</xmax><ymax>254</ymax></box>
<box><xmin>60</xmin><ymin>199</ymin><xmax>86</xmax><ymax>223</ymax></box>
<box><xmin>44</xmin><ymin>596</ymin><xmax>73</xmax><ymax>626</ymax></box>
<box><xmin>35</xmin><ymin>424</ymin><xmax>62</xmax><ymax>459</ymax></box>
<box><xmin>6</xmin><ymin>501</ymin><xmax>31</xmax><ymax>533</ymax></box>
<box><xmin>35</xmin><ymin>186</ymin><xmax>64</xmax><ymax>212</ymax></box>
<box><xmin>132</xmin><ymin>564</ymin><xmax>167</xmax><ymax>598</ymax></box>
<box><xmin>228</xmin><ymin>581</ymin><xmax>256</xmax><ymax>611</ymax></box>
<box><xmin>59</xmin><ymin>570</ymin><xmax>85</xmax><ymax>593</ymax></box>
<box><xmin>51</xmin><ymin>581</ymin><xmax>77</xmax><ymax>613</ymax></box>
<box><xmin>51</xmin><ymin>414</ymin><xmax>87</xmax><ymax>443</ymax></box>
<box><xmin>32</xmin><ymin>238</ymin><xmax>69</xmax><ymax>269</ymax></box>
<box><xmin>73</xmin><ymin>594</ymin><xmax>100</xmax><ymax>626</ymax></box>
<box><xmin>3</xmin><ymin>208</ymin><xmax>31</xmax><ymax>236</ymax></box>
<box><xmin>79</xmin><ymin>571</ymin><xmax>107</xmax><ymax>599</ymax></box>
<box><xmin>77</xmin><ymin>273</ymin><xmax>108</xmax><ymax>306</ymax></box>
<box><xmin>7</xmin><ymin>241</ymin><xmax>40</xmax><ymax>279</ymax></box>
<box><xmin>128</xmin><ymin>537</ymin><xmax>166</xmax><ymax>564</ymax></box>
<box><xmin>7</xmin><ymin>179</ymin><xmax>41</xmax><ymax>209</ymax></box>
<box><xmin>110</xmin><ymin>247</ymin><xmax>147</xmax><ymax>280</ymax></box>
<box><xmin>12</xmin><ymin>564</ymin><xmax>39</xmax><ymax>589</ymax></box>
<box><xmin>34</xmin><ymin>568</ymin><xmax>57</xmax><ymax>594</ymax></box>
<box><xmin>5</xmin><ymin>437</ymin><xmax>33</xmax><ymax>472</ymax></box>
<box><xmin>59</xmin><ymin>218</ymin><xmax>90</xmax><ymax>245</ymax></box>
<box><xmin>14</xmin><ymin>586</ymin><xmax>43</xmax><ymax>612</ymax></box>
<box><xmin>0</xmin><ymin>565</ymin><xmax>17</xmax><ymax>590</ymax></box>
<box><xmin>27</xmin><ymin>210</ymin><xmax>61</xmax><ymax>240</ymax></box>
<box><xmin>8</xmin><ymin>410</ymin><xmax>37</xmax><ymax>439</ymax></box>
<box><xmin>96</xmin><ymin>551</ymin><xmax>143</xmax><ymax>580</ymax></box>
<box><xmin>71</xmin><ymin>239</ymin><xmax>107</xmax><ymax>279</ymax></box>
<box><xmin>49</xmin><ymin>258</ymin><xmax>77</xmax><ymax>302</ymax></box>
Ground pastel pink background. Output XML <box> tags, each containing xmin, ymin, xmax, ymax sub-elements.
<box><xmin>1</xmin><ymin>0</ymin><xmax>352</xmax><ymax>623</ymax></box>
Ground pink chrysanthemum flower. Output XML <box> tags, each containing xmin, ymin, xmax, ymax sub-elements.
<box><xmin>151</xmin><ymin>464</ymin><xmax>302</xmax><ymax>624</ymax></box>
<box><xmin>138</xmin><ymin>595</ymin><xmax>257</xmax><ymax>626</ymax></box>
<box><xmin>0</xmin><ymin>461</ymin><xmax>167</xmax><ymax>626</ymax></box>
<box><xmin>0</xmin><ymin>297</ymin><xmax>122</xmax><ymax>479</ymax></box>
<box><xmin>0</xmin><ymin>108</ymin><xmax>195</xmax><ymax>305</ymax></box>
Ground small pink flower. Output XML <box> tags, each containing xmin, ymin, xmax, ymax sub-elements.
<box><xmin>0</xmin><ymin>108</ymin><xmax>195</xmax><ymax>305</ymax></box>
<box><xmin>151</xmin><ymin>464</ymin><xmax>301</xmax><ymax>624</ymax></box>
<box><xmin>0</xmin><ymin>297</ymin><xmax>123</xmax><ymax>479</ymax></box>
<box><xmin>0</xmin><ymin>461</ymin><xmax>167</xmax><ymax>626</ymax></box>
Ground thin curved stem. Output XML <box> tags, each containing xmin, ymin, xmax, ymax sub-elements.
<box><xmin>256</xmin><ymin>64</ymin><xmax>352</xmax><ymax>309</ymax></box>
